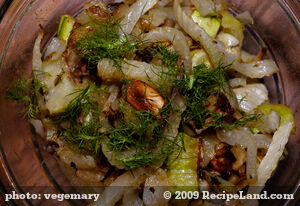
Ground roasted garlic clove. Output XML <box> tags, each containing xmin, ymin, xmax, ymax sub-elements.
<box><xmin>126</xmin><ymin>80</ymin><xmax>164</xmax><ymax>115</ymax></box>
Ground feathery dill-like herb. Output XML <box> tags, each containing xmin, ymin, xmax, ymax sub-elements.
<box><xmin>107</xmin><ymin>126</ymin><xmax>137</xmax><ymax>152</ymax></box>
<box><xmin>107</xmin><ymin>109</ymin><xmax>165</xmax><ymax>151</ymax></box>
<box><xmin>103</xmin><ymin>101</ymin><xmax>181</xmax><ymax>170</ymax></box>
<box><xmin>116</xmin><ymin>130</ymin><xmax>183</xmax><ymax>170</ymax></box>
<box><xmin>62</xmin><ymin>121</ymin><xmax>103</xmax><ymax>155</ymax></box>
<box><xmin>53</xmin><ymin>84</ymin><xmax>108</xmax><ymax>154</ymax></box>
<box><xmin>147</xmin><ymin>42</ymin><xmax>181</xmax><ymax>73</ymax></box>
<box><xmin>174</xmin><ymin>64</ymin><xmax>229</xmax><ymax>124</ymax></box>
<box><xmin>119</xmin><ymin>140</ymin><xmax>180</xmax><ymax>170</ymax></box>
<box><xmin>74</xmin><ymin>18</ymin><xmax>145</xmax><ymax>68</ymax></box>
<box><xmin>74</xmin><ymin>16</ymin><xmax>182</xmax><ymax>81</ymax></box>
<box><xmin>174</xmin><ymin>63</ymin><xmax>260</xmax><ymax>130</ymax></box>
<box><xmin>5</xmin><ymin>74</ymin><xmax>46</xmax><ymax>119</ymax></box>
<box><xmin>52</xmin><ymin>85</ymin><xmax>101</xmax><ymax>124</ymax></box>
<box><xmin>221</xmin><ymin>113</ymin><xmax>262</xmax><ymax>130</ymax></box>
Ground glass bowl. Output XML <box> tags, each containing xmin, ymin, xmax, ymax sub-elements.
<box><xmin>0</xmin><ymin>0</ymin><xmax>299</xmax><ymax>205</ymax></box>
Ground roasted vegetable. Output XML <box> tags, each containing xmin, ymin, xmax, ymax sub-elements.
<box><xmin>191</xmin><ymin>49</ymin><xmax>211</xmax><ymax>68</ymax></box>
<box><xmin>234</xmin><ymin>84</ymin><xmax>268</xmax><ymax>113</ymax></box>
<box><xmin>257</xmin><ymin>104</ymin><xmax>295</xmax><ymax>130</ymax></box>
<box><xmin>45</xmin><ymin>73</ymin><xmax>79</xmax><ymax>114</ymax></box>
<box><xmin>191</xmin><ymin>10</ymin><xmax>221</xmax><ymax>38</ymax></box>
<box><xmin>57</xmin><ymin>15</ymin><xmax>75</xmax><ymax>42</ymax></box>
<box><xmin>220</xmin><ymin>11</ymin><xmax>243</xmax><ymax>47</ymax></box>
<box><xmin>168</xmin><ymin>133</ymin><xmax>199</xmax><ymax>192</ymax></box>
<box><xmin>217</xmin><ymin>32</ymin><xmax>240</xmax><ymax>57</ymax></box>
<box><xmin>252</xmin><ymin>121</ymin><xmax>294</xmax><ymax>189</ymax></box>
<box><xmin>126</xmin><ymin>80</ymin><xmax>164</xmax><ymax>115</ymax></box>
<box><xmin>209</xmin><ymin>144</ymin><xmax>235</xmax><ymax>175</ymax></box>
<box><xmin>97</xmin><ymin>59</ymin><xmax>168</xmax><ymax>89</ymax></box>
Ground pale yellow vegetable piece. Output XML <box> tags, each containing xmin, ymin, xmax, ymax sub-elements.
<box><xmin>220</xmin><ymin>11</ymin><xmax>244</xmax><ymax>46</ymax></box>
<box><xmin>168</xmin><ymin>133</ymin><xmax>199</xmax><ymax>192</ymax></box>
<box><xmin>191</xmin><ymin>10</ymin><xmax>221</xmax><ymax>38</ymax></box>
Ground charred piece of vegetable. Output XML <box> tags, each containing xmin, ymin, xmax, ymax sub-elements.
<box><xmin>126</xmin><ymin>80</ymin><xmax>164</xmax><ymax>116</ymax></box>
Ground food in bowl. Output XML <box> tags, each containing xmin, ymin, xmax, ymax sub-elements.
<box><xmin>5</xmin><ymin>0</ymin><xmax>295</xmax><ymax>205</ymax></box>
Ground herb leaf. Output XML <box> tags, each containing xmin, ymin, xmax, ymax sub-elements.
<box><xmin>74</xmin><ymin>19</ymin><xmax>144</xmax><ymax>68</ymax></box>
<box><xmin>5</xmin><ymin>75</ymin><xmax>46</xmax><ymax>119</ymax></box>
<box><xmin>174</xmin><ymin>63</ymin><xmax>259</xmax><ymax>130</ymax></box>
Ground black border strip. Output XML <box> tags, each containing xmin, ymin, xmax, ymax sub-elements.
<box><xmin>0</xmin><ymin>0</ymin><xmax>13</xmax><ymax>22</ymax></box>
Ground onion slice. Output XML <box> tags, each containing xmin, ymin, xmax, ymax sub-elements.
<box><xmin>246</xmin><ymin>121</ymin><xmax>294</xmax><ymax>204</ymax></box>
<box><xmin>29</xmin><ymin>119</ymin><xmax>45</xmax><ymax>138</ymax></box>
<box><xmin>255</xmin><ymin>122</ymin><xmax>294</xmax><ymax>187</ymax></box>
<box><xmin>148</xmin><ymin>7</ymin><xmax>172</xmax><ymax>27</ymax></box>
<box><xmin>143</xmin><ymin>168</ymin><xmax>169</xmax><ymax>206</ymax></box>
<box><xmin>246</xmin><ymin>140</ymin><xmax>258</xmax><ymax>183</ymax></box>
<box><xmin>158</xmin><ymin>0</ymin><xmax>172</xmax><ymax>7</ymax></box>
<box><xmin>44</xmin><ymin>37</ymin><xmax>67</xmax><ymax>61</ymax></box>
<box><xmin>229</xmin><ymin>78</ymin><xmax>247</xmax><ymax>88</ymax></box>
<box><xmin>33</xmin><ymin>31</ymin><xmax>43</xmax><ymax>74</ymax></box>
<box><xmin>97</xmin><ymin>59</ymin><xmax>168</xmax><ymax>89</ymax></box>
<box><xmin>231</xmin><ymin>60</ymin><xmax>279</xmax><ymax>79</ymax></box>
<box><xmin>120</xmin><ymin>0</ymin><xmax>159</xmax><ymax>34</ymax></box>
<box><xmin>233</xmin><ymin>83</ymin><xmax>269</xmax><ymax>113</ymax></box>
<box><xmin>216</xmin><ymin>127</ymin><xmax>271</xmax><ymax>149</ymax></box>
<box><xmin>103</xmin><ymin>84</ymin><xmax>120</xmax><ymax>114</ymax></box>
<box><xmin>122</xmin><ymin>187</ymin><xmax>143</xmax><ymax>206</ymax></box>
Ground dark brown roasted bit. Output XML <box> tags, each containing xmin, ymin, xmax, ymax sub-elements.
<box><xmin>71</xmin><ymin>61</ymin><xmax>90</xmax><ymax>83</ymax></box>
<box><xmin>209</xmin><ymin>144</ymin><xmax>235</xmax><ymax>175</ymax></box>
<box><xmin>257</xmin><ymin>148</ymin><xmax>267</xmax><ymax>163</ymax></box>
<box><xmin>46</xmin><ymin>141</ymin><xmax>59</xmax><ymax>155</ymax></box>
<box><xmin>187</xmin><ymin>119</ymin><xmax>206</xmax><ymax>134</ymax></box>
<box><xmin>109</xmin><ymin>3</ymin><xmax>129</xmax><ymax>20</ymax></box>
<box><xmin>136</xmin><ymin>48</ymin><xmax>155</xmax><ymax>63</ymax></box>
<box><xmin>126</xmin><ymin>80</ymin><xmax>164</xmax><ymax>116</ymax></box>
<box><xmin>107</xmin><ymin>3</ymin><xmax>122</xmax><ymax>13</ymax></box>
<box><xmin>103</xmin><ymin>170</ymin><xmax>123</xmax><ymax>186</ymax></box>
<box><xmin>257</xmin><ymin>47</ymin><xmax>267</xmax><ymax>61</ymax></box>
<box><xmin>206</xmin><ymin>92</ymin><xmax>234</xmax><ymax>116</ymax></box>
<box><xmin>187</xmin><ymin>91</ymin><xmax>236</xmax><ymax>134</ymax></box>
